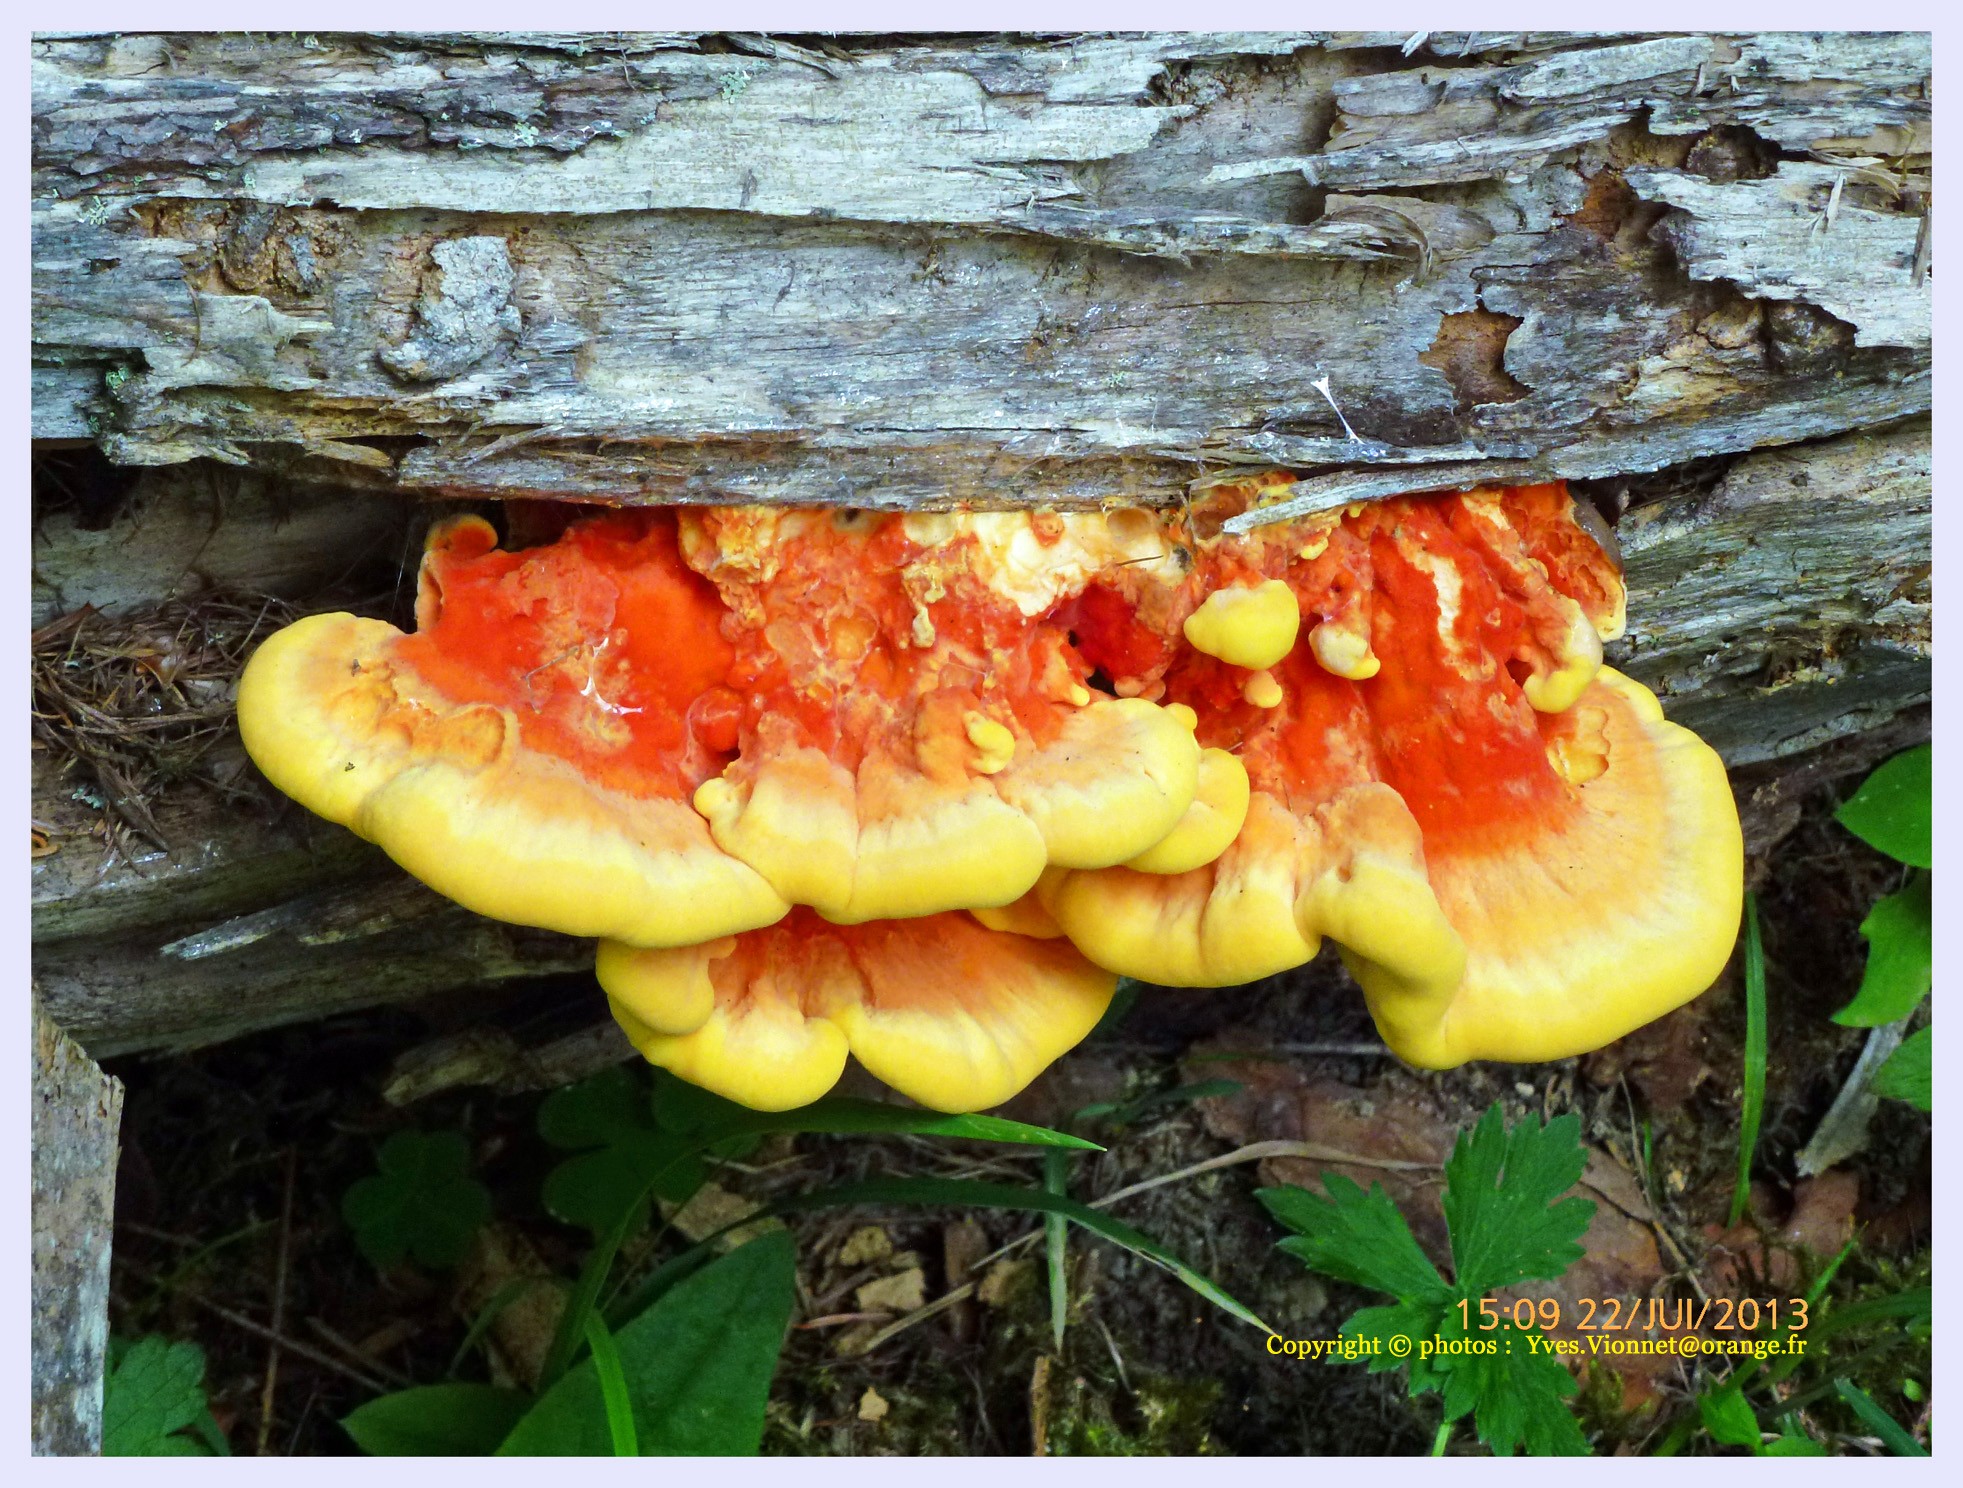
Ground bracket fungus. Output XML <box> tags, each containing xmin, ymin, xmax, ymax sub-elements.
<box><xmin>598</xmin><ymin>910</ymin><xmax>1116</xmax><ymax>1112</ymax></box>
<box><xmin>673</xmin><ymin>507</ymin><xmax>1202</xmax><ymax>922</ymax></box>
<box><xmin>239</xmin><ymin>477</ymin><xmax>1742</xmax><ymax>1111</ymax></box>
<box><xmin>237</xmin><ymin>511</ymin><xmax>788</xmax><ymax>947</ymax></box>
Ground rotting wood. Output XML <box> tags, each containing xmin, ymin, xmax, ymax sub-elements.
<box><xmin>33</xmin><ymin>31</ymin><xmax>1929</xmax><ymax>507</ymax></box>
<box><xmin>1610</xmin><ymin>416</ymin><xmax>1930</xmax><ymax>764</ymax></box>
<box><xmin>32</xmin><ymin>994</ymin><xmax>124</xmax><ymax>1456</ymax></box>
<box><xmin>31</xmin><ymin>458</ymin><xmax>419</xmax><ymax>629</ymax></box>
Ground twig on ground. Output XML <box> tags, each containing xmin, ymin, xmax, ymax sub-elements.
<box><xmin>844</xmin><ymin>1139</ymin><xmax>1436</xmax><ymax>1357</ymax></box>
<box><xmin>185</xmin><ymin>1295</ymin><xmax>393</xmax><ymax>1396</ymax></box>
<box><xmin>302</xmin><ymin>1317</ymin><xmax>418</xmax><ymax>1390</ymax></box>
<box><xmin>255</xmin><ymin>1148</ymin><xmax>297</xmax><ymax>1455</ymax></box>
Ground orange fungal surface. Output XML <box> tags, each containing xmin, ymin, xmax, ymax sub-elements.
<box><xmin>239</xmin><ymin>476</ymin><xmax>1737</xmax><ymax>1106</ymax></box>
<box><xmin>600</xmin><ymin>908</ymin><xmax>1117</xmax><ymax>1112</ymax></box>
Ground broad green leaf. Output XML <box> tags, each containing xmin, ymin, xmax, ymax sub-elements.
<box><xmin>341</xmin><ymin>1130</ymin><xmax>491</xmax><ymax>1269</ymax></box>
<box><xmin>341</xmin><ymin>1384</ymin><xmax>530</xmax><ymax>1456</ymax></box>
<box><xmin>1431</xmin><ymin>1320</ymin><xmax>1588</xmax><ymax>1457</ymax></box>
<box><xmin>777</xmin><ymin>1176</ymin><xmax>1269</xmax><ymax>1333</ymax></box>
<box><xmin>1872</xmin><ymin>1027</ymin><xmax>1932</xmax><ymax>1111</ymax></box>
<box><xmin>1763</xmin><ymin>1429</ymin><xmax>1829</xmax><ymax>1456</ymax></box>
<box><xmin>539</xmin><ymin>1070</ymin><xmax>705</xmax><ymax>1234</ymax></box>
<box><xmin>1835</xmin><ymin>745</ymin><xmax>1931</xmax><ymax>867</ymax></box>
<box><xmin>102</xmin><ymin>1336</ymin><xmax>222</xmax><ymax>1457</ymax></box>
<box><xmin>1261</xmin><ymin>1177</ymin><xmax>1452</xmax><ymax>1305</ymax></box>
<box><xmin>1262</xmin><ymin>1105</ymin><xmax>1596</xmax><ymax>1457</ymax></box>
<box><xmin>649</xmin><ymin>1069</ymin><xmax>754</xmax><ymax>1136</ymax></box>
<box><xmin>539</xmin><ymin>1066</ymin><xmax>650</xmax><ymax>1149</ymax></box>
<box><xmin>499</xmin><ymin>1229</ymin><xmax>796</xmax><ymax>1456</ymax></box>
<box><xmin>1341</xmin><ymin>1299</ymin><xmax>1452</xmax><ymax>1384</ymax></box>
<box><xmin>1700</xmin><ymin>1385</ymin><xmax>1762</xmax><ymax>1449</ymax></box>
<box><xmin>1835</xmin><ymin>876</ymin><xmax>1932</xmax><ymax>1026</ymax></box>
<box><xmin>1442</xmin><ymin>1106</ymin><xmax>1593</xmax><ymax>1296</ymax></box>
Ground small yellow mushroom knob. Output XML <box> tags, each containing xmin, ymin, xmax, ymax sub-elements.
<box><xmin>1182</xmin><ymin>579</ymin><xmax>1300</xmax><ymax>671</ymax></box>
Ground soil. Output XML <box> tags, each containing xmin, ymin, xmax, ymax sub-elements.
<box><xmin>94</xmin><ymin>777</ymin><xmax>1932</xmax><ymax>1456</ymax></box>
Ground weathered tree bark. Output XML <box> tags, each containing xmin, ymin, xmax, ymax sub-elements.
<box><xmin>32</xmin><ymin>995</ymin><xmax>124</xmax><ymax>1455</ymax></box>
<box><xmin>30</xmin><ymin>32</ymin><xmax>1931</xmax><ymax>1057</ymax></box>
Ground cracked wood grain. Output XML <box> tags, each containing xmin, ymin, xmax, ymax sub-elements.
<box><xmin>31</xmin><ymin>31</ymin><xmax>1930</xmax><ymax>509</ymax></box>
<box><xmin>32</xmin><ymin>997</ymin><xmax>123</xmax><ymax>1456</ymax></box>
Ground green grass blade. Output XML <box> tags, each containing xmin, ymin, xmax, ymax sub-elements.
<box><xmin>537</xmin><ymin>1145</ymin><xmax>699</xmax><ymax>1388</ymax></box>
<box><xmin>724</xmin><ymin>1100</ymin><xmax>1100</xmax><ymax>1150</ymax></box>
<box><xmin>448</xmin><ymin>1275</ymin><xmax>561</xmax><ymax>1378</ymax></box>
<box><xmin>599</xmin><ymin>1237</ymin><xmax>719</xmax><ymax>1333</ymax></box>
<box><xmin>582</xmin><ymin>1315</ymin><xmax>638</xmax><ymax>1457</ymax></box>
<box><xmin>1730</xmin><ymin>893</ymin><xmax>1768</xmax><ymax>1228</ymax></box>
<box><xmin>1075</xmin><ymin>1078</ymin><xmax>1243</xmax><ymax>1128</ymax></box>
<box><xmin>1804</xmin><ymin>1238</ymin><xmax>1859</xmax><ymax>1307</ymax></box>
<box><xmin>1804</xmin><ymin>1285</ymin><xmax>1932</xmax><ymax>1345</ymax></box>
<box><xmin>1043</xmin><ymin>1148</ymin><xmax>1070</xmax><ymax>1354</ymax></box>
<box><xmin>775</xmin><ymin>1176</ymin><xmax>1272</xmax><ymax>1334</ymax></box>
<box><xmin>1831</xmin><ymin>1379</ymin><xmax>1926</xmax><ymax>1456</ymax></box>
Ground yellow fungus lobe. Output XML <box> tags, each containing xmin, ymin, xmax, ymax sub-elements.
<box><xmin>965</xmin><ymin>714</ymin><xmax>1017</xmax><ymax>775</ymax></box>
<box><xmin>1309</xmin><ymin>620</ymin><xmax>1381</xmax><ymax>681</ymax></box>
<box><xmin>1242</xmin><ymin>670</ymin><xmax>1284</xmax><ymax>709</ymax></box>
<box><xmin>1123</xmin><ymin>748</ymin><xmax>1251</xmax><ymax>875</ymax></box>
<box><xmin>1181</xmin><ymin>579</ymin><xmax>1301</xmax><ymax>671</ymax></box>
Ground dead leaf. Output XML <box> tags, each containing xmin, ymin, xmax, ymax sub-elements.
<box><xmin>1191</xmin><ymin>1054</ymin><xmax>1456</xmax><ymax>1258</ymax></box>
<box><xmin>856</xmin><ymin>1267</ymin><xmax>927</xmax><ymax>1314</ymax></box>
<box><xmin>1701</xmin><ymin>1170</ymin><xmax>1860</xmax><ymax>1294</ymax></box>
<box><xmin>452</xmin><ymin>1224</ymin><xmax>565</xmax><ymax>1392</ymax></box>
<box><xmin>1584</xmin><ymin>1001</ymin><xmax>1716</xmax><ymax>1113</ymax></box>
<box><xmin>944</xmin><ymin>1217</ymin><xmax>988</xmax><ymax>1343</ymax></box>
<box><xmin>836</xmin><ymin>1225</ymin><xmax>893</xmax><ymax>1268</ymax></box>
<box><xmin>978</xmin><ymin>1258</ymin><xmax>1034</xmax><ymax>1308</ymax></box>
<box><xmin>663</xmin><ymin>1180</ymin><xmax>775</xmax><ymax>1249</ymax></box>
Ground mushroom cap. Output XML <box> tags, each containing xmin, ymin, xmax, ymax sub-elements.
<box><xmin>1123</xmin><ymin>746</ymin><xmax>1251</xmax><ymax>875</ymax></box>
<box><xmin>1497</xmin><ymin>482</ymin><xmax>1627</xmax><ymax>643</ymax></box>
<box><xmin>1334</xmin><ymin>495</ymin><xmax>1732</xmax><ymax>1063</ymax></box>
<box><xmin>1042</xmin><ymin>782</ymin><xmax>1462</xmax><ymax>992</ymax></box>
<box><xmin>599</xmin><ymin>909</ymin><xmax>1117</xmax><ymax>1112</ymax></box>
<box><xmin>237</xmin><ymin>512</ymin><xmax>788</xmax><ymax>946</ymax></box>
<box><xmin>1348</xmin><ymin>667</ymin><xmax>1742</xmax><ymax>1066</ymax></box>
<box><xmin>1182</xmin><ymin>578</ymin><xmax>1301</xmax><ymax>670</ymax></box>
<box><xmin>679</xmin><ymin>508</ymin><xmax>1202</xmax><ymax>921</ymax></box>
<box><xmin>1038</xmin><ymin>642</ymin><xmax>1463</xmax><ymax>991</ymax></box>
<box><xmin>1032</xmin><ymin>477</ymin><xmax>1708</xmax><ymax>1068</ymax></box>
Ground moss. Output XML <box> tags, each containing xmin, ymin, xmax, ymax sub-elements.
<box><xmin>1046</xmin><ymin>1369</ymin><xmax>1222</xmax><ymax>1456</ymax></box>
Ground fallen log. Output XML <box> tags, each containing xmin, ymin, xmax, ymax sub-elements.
<box><xmin>31</xmin><ymin>996</ymin><xmax>124</xmax><ymax>1455</ymax></box>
